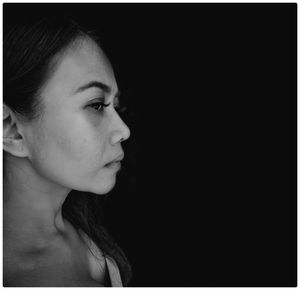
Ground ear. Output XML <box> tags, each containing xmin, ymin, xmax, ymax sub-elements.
<box><xmin>3</xmin><ymin>104</ymin><xmax>29</xmax><ymax>158</ymax></box>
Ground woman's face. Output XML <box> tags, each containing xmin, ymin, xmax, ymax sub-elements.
<box><xmin>23</xmin><ymin>37</ymin><xmax>130</xmax><ymax>194</ymax></box>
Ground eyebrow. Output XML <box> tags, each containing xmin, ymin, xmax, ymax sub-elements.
<box><xmin>74</xmin><ymin>81</ymin><xmax>120</xmax><ymax>98</ymax></box>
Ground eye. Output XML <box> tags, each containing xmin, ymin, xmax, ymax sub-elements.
<box><xmin>88</xmin><ymin>102</ymin><xmax>111</xmax><ymax>112</ymax></box>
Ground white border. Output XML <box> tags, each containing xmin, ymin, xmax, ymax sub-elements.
<box><xmin>0</xmin><ymin>0</ymin><xmax>298</xmax><ymax>2</ymax></box>
<box><xmin>0</xmin><ymin>1</ymin><xmax>298</xmax><ymax>290</ymax></box>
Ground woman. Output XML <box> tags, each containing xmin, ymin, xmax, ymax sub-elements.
<box><xmin>3</xmin><ymin>14</ymin><xmax>132</xmax><ymax>286</ymax></box>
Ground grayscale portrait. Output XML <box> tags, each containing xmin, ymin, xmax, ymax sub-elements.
<box><xmin>3</xmin><ymin>3</ymin><xmax>297</xmax><ymax>287</ymax></box>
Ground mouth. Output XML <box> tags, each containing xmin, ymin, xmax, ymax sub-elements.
<box><xmin>104</xmin><ymin>154</ymin><xmax>124</xmax><ymax>168</ymax></box>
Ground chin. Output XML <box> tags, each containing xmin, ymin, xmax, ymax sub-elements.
<box><xmin>90</xmin><ymin>176</ymin><xmax>117</xmax><ymax>195</ymax></box>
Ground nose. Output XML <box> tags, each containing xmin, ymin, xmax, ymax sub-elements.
<box><xmin>110</xmin><ymin>112</ymin><xmax>131</xmax><ymax>145</ymax></box>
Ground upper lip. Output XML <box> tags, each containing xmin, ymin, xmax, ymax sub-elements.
<box><xmin>109</xmin><ymin>153</ymin><xmax>124</xmax><ymax>163</ymax></box>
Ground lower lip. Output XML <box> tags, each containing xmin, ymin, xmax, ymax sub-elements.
<box><xmin>105</xmin><ymin>161</ymin><xmax>121</xmax><ymax>170</ymax></box>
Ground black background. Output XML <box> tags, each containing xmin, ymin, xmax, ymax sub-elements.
<box><xmin>4</xmin><ymin>3</ymin><xmax>297</xmax><ymax>287</ymax></box>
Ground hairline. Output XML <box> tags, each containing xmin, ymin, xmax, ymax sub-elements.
<box><xmin>32</xmin><ymin>34</ymin><xmax>101</xmax><ymax>123</ymax></box>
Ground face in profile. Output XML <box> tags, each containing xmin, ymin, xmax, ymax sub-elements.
<box><xmin>22</xmin><ymin>37</ymin><xmax>130</xmax><ymax>195</ymax></box>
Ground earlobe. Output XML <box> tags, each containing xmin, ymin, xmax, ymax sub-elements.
<box><xmin>3</xmin><ymin>105</ymin><xmax>29</xmax><ymax>158</ymax></box>
<box><xmin>3</xmin><ymin>137</ymin><xmax>28</xmax><ymax>158</ymax></box>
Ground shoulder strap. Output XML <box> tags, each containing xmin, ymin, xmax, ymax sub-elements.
<box><xmin>79</xmin><ymin>229</ymin><xmax>123</xmax><ymax>287</ymax></box>
<box><xmin>105</xmin><ymin>255</ymin><xmax>123</xmax><ymax>287</ymax></box>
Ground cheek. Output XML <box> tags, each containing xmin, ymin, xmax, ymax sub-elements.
<box><xmin>31</xmin><ymin>114</ymin><xmax>106</xmax><ymax>176</ymax></box>
<box><xmin>55</xmin><ymin>129</ymin><xmax>86</xmax><ymax>160</ymax></box>
<box><xmin>26</xmin><ymin>104</ymin><xmax>116</xmax><ymax>193</ymax></box>
<box><xmin>53</xmin><ymin>120</ymin><xmax>106</xmax><ymax>166</ymax></box>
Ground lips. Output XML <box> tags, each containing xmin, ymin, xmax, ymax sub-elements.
<box><xmin>105</xmin><ymin>153</ymin><xmax>124</xmax><ymax>166</ymax></box>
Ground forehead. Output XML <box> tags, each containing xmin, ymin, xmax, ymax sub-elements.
<box><xmin>41</xmin><ymin>38</ymin><xmax>117</xmax><ymax>98</ymax></box>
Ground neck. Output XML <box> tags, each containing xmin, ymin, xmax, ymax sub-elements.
<box><xmin>4</xmin><ymin>155</ymin><xmax>71</xmax><ymax>253</ymax></box>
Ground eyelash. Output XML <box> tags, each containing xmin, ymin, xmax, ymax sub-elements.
<box><xmin>88</xmin><ymin>102</ymin><xmax>127</xmax><ymax>114</ymax></box>
<box><xmin>89</xmin><ymin>102</ymin><xmax>111</xmax><ymax>112</ymax></box>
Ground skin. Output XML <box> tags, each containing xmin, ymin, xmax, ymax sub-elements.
<box><xmin>3</xmin><ymin>37</ymin><xmax>130</xmax><ymax>284</ymax></box>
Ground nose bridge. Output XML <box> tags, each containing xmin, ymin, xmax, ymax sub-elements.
<box><xmin>110</xmin><ymin>110</ymin><xmax>130</xmax><ymax>144</ymax></box>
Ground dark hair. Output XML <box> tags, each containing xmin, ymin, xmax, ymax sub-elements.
<box><xmin>4</xmin><ymin>15</ymin><xmax>132</xmax><ymax>285</ymax></box>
